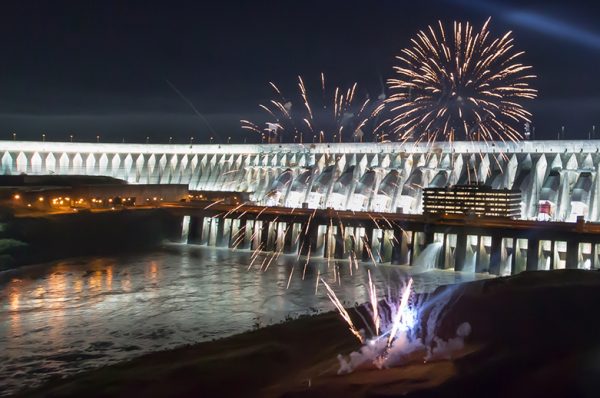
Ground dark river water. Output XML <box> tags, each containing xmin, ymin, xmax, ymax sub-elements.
<box><xmin>0</xmin><ymin>245</ymin><xmax>491</xmax><ymax>396</ymax></box>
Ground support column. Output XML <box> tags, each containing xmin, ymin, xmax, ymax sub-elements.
<box><xmin>510</xmin><ymin>238</ymin><xmax>517</xmax><ymax>275</ymax></box>
<box><xmin>391</xmin><ymin>229</ymin><xmax>404</xmax><ymax>265</ymax></box>
<box><xmin>454</xmin><ymin>233</ymin><xmax>467</xmax><ymax>272</ymax></box>
<box><xmin>526</xmin><ymin>239</ymin><xmax>540</xmax><ymax>271</ymax></box>
<box><xmin>549</xmin><ymin>240</ymin><xmax>555</xmax><ymax>270</ymax></box>
<box><xmin>260</xmin><ymin>221</ymin><xmax>270</xmax><ymax>251</ymax></box>
<box><xmin>215</xmin><ymin>217</ymin><xmax>226</xmax><ymax>247</ymax></box>
<box><xmin>362</xmin><ymin>227</ymin><xmax>374</xmax><ymax>262</ymax></box>
<box><xmin>230</xmin><ymin>219</ymin><xmax>246</xmax><ymax>249</ymax></box>
<box><xmin>283</xmin><ymin>223</ymin><xmax>294</xmax><ymax>254</ymax></box>
<box><xmin>489</xmin><ymin>235</ymin><xmax>502</xmax><ymax>275</ymax></box>
<box><xmin>566</xmin><ymin>239</ymin><xmax>579</xmax><ymax>269</ymax></box>
<box><xmin>187</xmin><ymin>216</ymin><xmax>202</xmax><ymax>244</ymax></box>
<box><xmin>409</xmin><ymin>231</ymin><xmax>416</xmax><ymax>265</ymax></box>
<box><xmin>299</xmin><ymin>223</ymin><xmax>317</xmax><ymax>256</ymax></box>
<box><xmin>334</xmin><ymin>227</ymin><xmax>345</xmax><ymax>259</ymax></box>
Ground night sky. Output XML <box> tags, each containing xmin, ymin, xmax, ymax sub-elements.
<box><xmin>1</xmin><ymin>0</ymin><xmax>600</xmax><ymax>143</ymax></box>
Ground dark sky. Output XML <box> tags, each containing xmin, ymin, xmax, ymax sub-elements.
<box><xmin>1</xmin><ymin>0</ymin><xmax>600</xmax><ymax>143</ymax></box>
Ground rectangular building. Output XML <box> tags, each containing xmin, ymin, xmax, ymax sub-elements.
<box><xmin>423</xmin><ymin>184</ymin><xmax>521</xmax><ymax>218</ymax></box>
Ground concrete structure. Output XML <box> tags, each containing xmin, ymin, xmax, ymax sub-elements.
<box><xmin>2</xmin><ymin>140</ymin><xmax>600</xmax><ymax>221</ymax></box>
<box><xmin>168</xmin><ymin>203</ymin><xmax>600</xmax><ymax>275</ymax></box>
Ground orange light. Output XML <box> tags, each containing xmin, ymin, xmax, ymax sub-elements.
<box><xmin>13</xmin><ymin>194</ymin><xmax>20</xmax><ymax>200</ymax></box>
<box><xmin>38</xmin><ymin>197</ymin><xmax>44</xmax><ymax>202</ymax></box>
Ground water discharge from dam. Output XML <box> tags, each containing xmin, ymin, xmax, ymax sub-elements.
<box><xmin>0</xmin><ymin>245</ymin><xmax>490</xmax><ymax>396</ymax></box>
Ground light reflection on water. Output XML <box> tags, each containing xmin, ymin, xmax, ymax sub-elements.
<box><xmin>0</xmin><ymin>245</ymin><xmax>490</xmax><ymax>396</ymax></box>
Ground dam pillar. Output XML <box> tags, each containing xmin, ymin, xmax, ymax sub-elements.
<box><xmin>362</xmin><ymin>227</ymin><xmax>374</xmax><ymax>262</ymax></box>
<box><xmin>488</xmin><ymin>235</ymin><xmax>502</xmax><ymax>275</ymax></box>
<box><xmin>215</xmin><ymin>217</ymin><xmax>226</xmax><ymax>247</ymax></box>
<box><xmin>230</xmin><ymin>219</ymin><xmax>246</xmax><ymax>249</ymax></box>
<box><xmin>334</xmin><ymin>226</ymin><xmax>345</xmax><ymax>259</ymax></box>
<box><xmin>391</xmin><ymin>228</ymin><xmax>406</xmax><ymax>265</ymax></box>
<box><xmin>300</xmin><ymin>222</ymin><xmax>323</xmax><ymax>256</ymax></box>
<box><xmin>424</xmin><ymin>228</ymin><xmax>434</xmax><ymax>246</ymax></box>
<box><xmin>283</xmin><ymin>222</ymin><xmax>294</xmax><ymax>253</ymax></box>
<box><xmin>526</xmin><ymin>239</ymin><xmax>540</xmax><ymax>271</ymax></box>
<box><xmin>510</xmin><ymin>238</ymin><xmax>517</xmax><ymax>275</ymax></box>
<box><xmin>344</xmin><ymin>227</ymin><xmax>357</xmax><ymax>258</ymax></box>
<box><xmin>381</xmin><ymin>230</ymin><xmax>394</xmax><ymax>263</ymax></box>
<box><xmin>454</xmin><ymin>233</ymin><xmax>467</xmax><ymax>272</ymax></box>
<box><xmin>244</xmin><ymin>220</ymin><xmax>254</xmax><ymax>250</ymax></box>
<box><xmin>566</xmin><ymin>239</ymin><xmax>579</xmax><ymax>269</ymax></box>
<box><xmin>260</xmin><ymin>220</ymin><xmax>270</xmax><ymax>251</ymax></box>
<box><xmin>187</xmin><ymin>216</ymin><xmax>203</xmax><ymax>244</ymax></box>
<box><xmin>371</xmin><ymin>229</ymin><xmax>383</xmax><ymax>262</ymax></box>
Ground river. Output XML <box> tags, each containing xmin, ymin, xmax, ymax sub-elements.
<box><xmin>0</xmin><ymin>244</ymin><xmax>490</xmax><ymax>396</ymax></box>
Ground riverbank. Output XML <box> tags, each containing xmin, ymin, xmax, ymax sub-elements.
<box><xmin>21</xmin><ymin>269</ymin><xmax>600</xmax><ymax>397</ymax></box>
<box><xmin>0</xmin><ymin>208</ymin><xmax>182</xmax><ymax>270</ymax></box>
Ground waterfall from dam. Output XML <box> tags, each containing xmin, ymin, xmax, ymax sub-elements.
<box><xmin>411</xmin><ymin>242</ymin><xmax>443</xmax><ymax>271</ymax></box>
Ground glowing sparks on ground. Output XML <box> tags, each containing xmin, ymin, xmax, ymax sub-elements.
<box><xmin>386</xmin><ymin>17</ymin><xmax>536</xmax><ymax>147</ymax></box>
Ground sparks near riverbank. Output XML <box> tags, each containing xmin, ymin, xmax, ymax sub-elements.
<box><xmin>322</xmin><ymin>272</ymin><xmax>471</xmax><ymax>373</ymax></box>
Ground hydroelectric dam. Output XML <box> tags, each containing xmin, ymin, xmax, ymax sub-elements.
<box><xmin>4</xmin><ymin>139</ymin><xmax>600</xmax><ymax>274</ymax></box>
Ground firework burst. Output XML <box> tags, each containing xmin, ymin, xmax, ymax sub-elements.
<box><xmin>385</xmin><ymin>17</ymin><xmax>537</xmax><ymax>146</ymax></box>
<box><xmin>241</xmin><ymin>74</ymin><xmax>376</xmax><ymax>143</ymax></box>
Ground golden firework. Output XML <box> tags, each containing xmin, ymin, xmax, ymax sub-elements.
<box><xmin>386</xmin><ymin>18</ymin><xmax>537</xmax><ymax>146</ymax></box>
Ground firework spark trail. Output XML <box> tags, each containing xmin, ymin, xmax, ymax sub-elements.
<box><xmin>203</xmin><ymin>199</ymin><xmax>224</xmax><ymax>209</ymax></box>
<box><xmin>223</xmin><ymin>202</ymin><xmax>247</xmax><ymax>218</ymax></box>
<box><xmin>321</xmin><ymin>278</ymin><xmax>364</xmax><ymax>344</ymax></box>
<box><xmin>286</xmin><ymin>265</ymin><xmax>295</xmax><ymax>289</ymax></box>
<box><xmin>302</xmin><ymin>244</ymin><xmax>312</xmax><ymax>280</ymax></box>
<box><xmin>242</xmin><ymin>74</ymin><xmax>376</xmax><ymax>143</ymax></box>
<box><xmin>315</xmin><ymin>269</ymin><xmax>321</xmax><ymax>294</ymax></box>
<box><xmin>230</xmin><ymin>225</ymin><xmax>247</xmax><ymax>250</ymax></box>
<box><xmin>368</xmin><ymin>270</ymin><xmax>380</xmax><ymax>336</ymax></box>
<box><xmin>386</xmin><ymin>17</ymin><xmax>536</xmax><ymax>148</ymax></box>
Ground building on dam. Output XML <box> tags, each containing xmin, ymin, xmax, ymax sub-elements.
<box><xmin>423</xmin><ymin>184</ymin><xmax>522</xmax><ymax>218</ymax></box>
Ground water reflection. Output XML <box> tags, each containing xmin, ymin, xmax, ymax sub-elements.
<box><xmin>0</xmin><ymin>245</ymin><xmax>490</xmax><ymax>396</ymax></box>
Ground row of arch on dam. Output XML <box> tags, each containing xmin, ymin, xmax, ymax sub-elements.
<box><xmin>4</xmin><ymin>141</ymin><xmax>600</xmax><ymax>222</ymax></box>
<box><xmin>179</xmin><ymin>213</ymin><xmax>600</xmax><ymax>275</ymax></box>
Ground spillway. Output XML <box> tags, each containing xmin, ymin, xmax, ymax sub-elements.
<box><xmin>3</xmin><ymin>140</ymin><xmax>600</xmax><ymax>221</ymax></box>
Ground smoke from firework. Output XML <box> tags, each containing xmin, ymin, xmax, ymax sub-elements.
<box><xmin>384</xmin><ymin>17</ymin><xmax>537</xmax><ymax>146</ymax></box>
